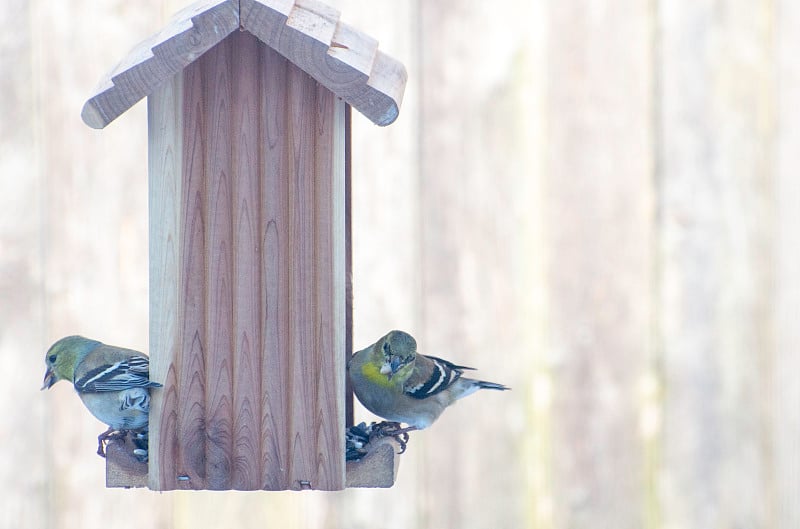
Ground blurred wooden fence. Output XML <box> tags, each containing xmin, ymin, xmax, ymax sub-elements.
<box><xmin>1</xmin><ymin>0</ymin><xmax>798</xmax><ymax>528</ymax></box>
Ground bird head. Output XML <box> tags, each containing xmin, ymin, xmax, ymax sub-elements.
<box><xmin>377</xmin><ymin>330</ymin><xmax>417</xmax><ymax>381</ymax></box>
<box><xmin>41</xmin><ymin>335</ymin><xmax>101</xmax><ymax>390</ymax></box>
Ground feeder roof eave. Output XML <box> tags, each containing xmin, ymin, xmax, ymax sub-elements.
<box><xmin>81</xmin><ymin>0</ymin><xmax>407</xmax><ymax>129</ymax></box>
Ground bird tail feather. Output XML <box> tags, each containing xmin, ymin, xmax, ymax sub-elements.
<box><xmin>476</xmin><ymin>380</ymin><xmax>510</xmax><ymax>391</ymax></box>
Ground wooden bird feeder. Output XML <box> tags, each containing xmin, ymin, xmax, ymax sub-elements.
<box><xmin>82</xmin><ymin>0</ymin><xmax>406</xmax><ymax>491</ymax></box>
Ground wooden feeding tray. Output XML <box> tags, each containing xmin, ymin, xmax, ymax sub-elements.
<box><xmin>106</xmin><ymin>432</ymin><xmax>403</xmax><ymax>489</ymax></box>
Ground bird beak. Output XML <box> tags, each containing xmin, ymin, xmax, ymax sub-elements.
<box><xmin>41</xmin><ymin>368</ymin><xmax>56</xmax><ymax>390</ymax></box>
<box><xmin>389</xmin><ymin>356</ymin><xmax>404</xmax><ymax>374</ymax></box>
<box><xmin>379</xmin><ymin>355</ymin><xmax>409</xmax><ymax>381</ymax></box>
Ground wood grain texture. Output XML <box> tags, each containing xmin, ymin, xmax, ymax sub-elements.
<box><xmin>147</xmin><ymin>74</ymin><xmax>184</xmax><ymax>491</ymax></box>
<box><xmin>230</xmin><ymin>30</ymin><xmax>263</xmax><ymax>491</ymax></box>
<box><xmin>105</xmin><ymin>437</ymin><xmax>147</xmax><ymax>488</ymax></box>
<box><xmin>312</xmin><ymin>84</ymin><xmax>347</xmax><ymax>489</ymax></box>
<box><xmin>82</xmin><ymin>0</ymin><xmax>239</xmax><ymax>129</ymax></box>
<box><xmin>345</xmin><ymin>438</ymin><xmax>401</xmax><ymax>488</ymax></box>
<box><xmin>147</xmin><ymin>31</ymin><xmax>346</xmax><ymax>491</ymax></box>
<box><xmin>285</xmin><ymin>63</ymin><xmax>317</xmax><ymax>488</ymax></box>
<box><xmin>242</xmin><ymin>0</ymin><xmax>406</xmax><ymax>126</ymax></box>
<box><xmin>260</xmin><ymin>44</ymin><xmax>292</xmax><ymax>491</ymax></box>
<box><xmin>83</xmin><ymin>0</ymin><xmax>405</xmax><ymax>128</ymax></box>
<box><xmin>202</xmin><ymin>37</ymin><xmax>235</xmax><ymax>490</ymax></box>
<box><xmin>177</xmin><ymin>55</ymin><xmax>210</xmax><ymax>489</ymax></box>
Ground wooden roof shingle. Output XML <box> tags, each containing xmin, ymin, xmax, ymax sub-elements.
<box><xmin>81</xmin><ymin>0</ymin><xmax>406</xmax><ymax>128</ymax></box>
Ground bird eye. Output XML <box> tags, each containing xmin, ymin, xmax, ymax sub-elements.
<box><xmin>48</xmin><ymin>354</ymin><xmax>57</xmax><ymax>363</ymax></box>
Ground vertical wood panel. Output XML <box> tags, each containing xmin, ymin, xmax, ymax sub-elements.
<box><xmin>178</xmin><ymin>57</ymin><xmax>209</xmax><ymax>488</ymax></box>
<box><xmin>774</xmin><ymin>1</ymin><xmax>800</xmax><ymax>525</ymax></box>
<box><xmin>312</xmin><ymin>87</ymin><xmax>347</xmax><ymax>489</ymax></box>
<box><xmin>0</xmin><ymin>0</ymin><xmax>49</xmax><ymax>526</ymax></box>
<box><xmin>416</xmin><ymin>1</ymin><xmax>542</xmax><ymax>528</ymax></box>
<box><xmin>285</xmin><ymin>64</ymin><xmax>317</xmax><ymax>487</ymax></box>
<box><xmin>260</xmin><ymin>45</ymin><xmax>292</xmax><ymax>490</ymax></box>
<box><xmin>657</xmin><ymin>2</ymin><xmax>774</xmax><ymax>527</ymax></box>
<box><xmin>202</xmin><ymin>35</ymin><xmax>235</xmax><ymax>491</ymax></box>
<box><xmin>344</xmin><ymin>103</ymin><xmax>354</xmax><ymax>429</ymax></box>
<box><xmin>545</xmin><ymin>2</ymin><xmax>653</xmax><ymax>529</ymax></box>
<box><xmin>230</xmin><ymin>30</ymin><xmax>263</xmax><ymax>491</ymax></box>
<box><xmin>148</xmin><ymin>76</ymin><xmax>183</xmax><ymax>491</ymax></box>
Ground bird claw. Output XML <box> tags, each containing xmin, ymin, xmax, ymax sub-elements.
<box><xmin>96</xmin><ymin>428</ymin><xmax>151</xmax><ymax>460</ymax></box>
<box><xmin>96</xmin><ymin>428</ymin><xmax>127</xmax><ymax>458</ymax></box>
<box><xmin>369</xmin><ymin>421</ymin><xmax>414</xmax><ymax>454</ymax></box>
<box><xmin>345</xmin><ymin>421</ymin><xmax>415</xmax><ymax>460</ymax></box>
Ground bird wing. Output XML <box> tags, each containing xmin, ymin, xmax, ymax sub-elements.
<box><xmin>75</xmin><ymin>356</ymin><xmax>162</xmax><ymax>393</ymax></box>
<box><xmin>403</xmin><ymin>354</ymin><xmax>471</xmax><ymax>399</ymax></box>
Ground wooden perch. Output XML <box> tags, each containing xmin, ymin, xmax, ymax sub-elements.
<box><xmin>81</xmin><ymin>0</ymin><xmax>406</xmax><ymax>129</ymax></box>
<box><xmin>345</xmin><ymin>437</ymin><xmax>402</xmax><ymax>488</ymax></box>
<box><xmin>105</xmin><ymin>436</ymin><xmax>148</xmax><ymax>488</ymax></box>
<box><xmin>106</xmin><ymin>430</ymin><xmax>404</xmax><ymax>489</ymax></box>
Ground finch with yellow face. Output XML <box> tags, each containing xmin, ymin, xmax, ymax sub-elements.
<box><xmin>348</xmin><ymin>330</ymin><xmax>509</xmax><ymax>431</ymax></box>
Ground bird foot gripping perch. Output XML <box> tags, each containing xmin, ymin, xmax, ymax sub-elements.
<box><xmin>344</xmin><ymin>422</ymin><xmax>408</xmax><ymax>488</ymax></box>
<box><xmin>345</xmin><ymin>421</ymin><xmax>414</xmax><ymax>462</ymax></box>
<box><xmin>97</xmin><ymin>428</ymin><xmax>150</xmax><ymax>461</ymax></box>
<box><xmin>97</xmin><ymin>428</ymin><xmax>127</xmax><ymax>457</ymax></box>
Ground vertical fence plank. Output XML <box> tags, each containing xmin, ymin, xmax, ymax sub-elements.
<box><xmin>416</xmin><ymin>1</ymin><xmax>547</xmax><ymax>528</ymax></box>
<box><xmin>0</xmin><ymin>1</ymin><xmax>49</xmax><ymax>527</ymax></box>
<box><xmin>31</xmin><ymin>0</ymin><xmax>172</xmax><ymax>522</ymax></box>
<box><xmin>20</xmin><ymin>0</ymin><xmax>172</xmax><ymax>524</ymax></box>
<box><xmin>657</xmin><ymin>1</ymin><xmax>774</xmax><ymax>528</ymax></box>
<box><xmin>545</xmin><ymin>3</ymin><xmax>653</xmax><ymax>529</ymax></box>
<box><xmin>773</xmin><ymin>0</ymin><xmax>800</xmax><ymax>526</ymax></box>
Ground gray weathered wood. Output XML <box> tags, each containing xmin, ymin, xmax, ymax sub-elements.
<box><xmin>82</xmin><ymin>0</ymin><xmax>239</xmax><ymax>129</ymax></box>
<box><xmin>772</xmin><ymin>0</ymin><xmax>799</xmax><ymax>527</ymax></box>
<box><xmin>0</xmin><ymin>0</ymin><xmax>50</xmax><ymax>526</ymax></box>
<box><xmin>147</xmin><ymin>64</ymin><xmax>184</xmax><ymax>493</ymax></box>
<box><xmin>657</xmin><ymin>2</ymin><xmax>774</xmax><ymax>527</ymax></box>
<box><xmin>83</xmin><ymin>0</ymin><xmax>406</xmax><ymax>129</ymax></box>
<box><xmin>415</xmin><ymin>1</ymin><xmax>544</xmax><ymax>527</ymax></box>
<box><xmin>545</xmin><ymin>2</ymin><xmax>653</xmax><ymax>528</ymax></box>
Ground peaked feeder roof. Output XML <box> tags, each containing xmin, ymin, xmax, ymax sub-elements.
<box><xmin>81</xmin><ymin>0</ymin><xmax>407</xmax><ymax>129</ymax></box>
